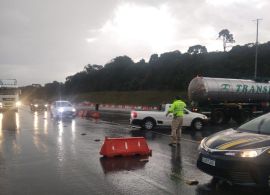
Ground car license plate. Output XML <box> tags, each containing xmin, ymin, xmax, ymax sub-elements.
<box><xmin>202</xmin><ymin>157</ymin><xmax>215</xmax><ymax>166</ymax></box>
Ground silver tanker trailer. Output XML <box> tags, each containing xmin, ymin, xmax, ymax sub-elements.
<box><xmin>188</xmin><ymin>76</ymin><xmax>270</xmax><ymax>124</ymax></box>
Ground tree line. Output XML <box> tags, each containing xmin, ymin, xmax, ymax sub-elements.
<box><xmin>21</xmin><ymin>40</ymin><xmax>270</xmax><ymax>101</ymax></box>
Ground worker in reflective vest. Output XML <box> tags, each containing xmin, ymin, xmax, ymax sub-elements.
<box><xmin>166</xmin><ymin>96</ymin><xmax>186</xmax><ymax>146</ymax></box>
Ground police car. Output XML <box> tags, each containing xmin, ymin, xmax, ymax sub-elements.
<box><xmin>197</xmin><ymin>112</ymin><xmax>270</xmax><ymax>187</ymax></box>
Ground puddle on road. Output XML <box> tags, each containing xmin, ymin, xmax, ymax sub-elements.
<box><xmin>99</xmin><ymin>156</ymin><xmax>149</xmax><ymax>174</ymax></box>
<box><xmin>0</xmin><ymin>112</ymin><xmax>19</xmax><ymax>131</ymax></box>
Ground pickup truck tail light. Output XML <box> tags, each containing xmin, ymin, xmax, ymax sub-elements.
<box><xmin>131</xmin><ymin>111</ymin><xmax>137</xmax><ymax>118</ymax></box>
<box><xmin>192</xmin><ymin>108</ymin><xmax>198</xmax><ymax>112</ymax></box>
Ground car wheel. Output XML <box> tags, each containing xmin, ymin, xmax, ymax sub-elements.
<box><xmin>192</xmin><ymin>119</ymin><xmax>204</xmax><ymax>130</ymax></box>
<box><xmin>142</xmin><ymin>118</ymin><xmax>156</xmax><ymax>130</ymax></box>
<box><xmin>209</xmin><ymin>177</ymin><xmax>231</xmax><ymax>188</ymax></box>
<box><xmin>210</xmin><ymin>177</ymin><xmax>221</xmax><ymax>186</ymax></box>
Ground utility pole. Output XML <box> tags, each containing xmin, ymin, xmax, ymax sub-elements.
<box><xmin>254</xmin><ymin>18</ymin><xmax>262</xmax><ymax>79</ymax></box>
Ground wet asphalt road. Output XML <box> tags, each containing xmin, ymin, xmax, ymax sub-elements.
<box><xmin>0</xmin><ymin>107</ymin><xmax>269</xmax><ymax>195</ymax></box>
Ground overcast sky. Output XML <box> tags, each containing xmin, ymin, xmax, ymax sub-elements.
<box><xmin>1</xmin><ymin>0</ymin><xmax>269</xmax><ymax>86</ymax></box>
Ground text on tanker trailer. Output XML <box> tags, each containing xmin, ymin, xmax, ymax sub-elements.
<box><xmin>0</xmin><ymin>79</ymin><xmax>21</xmax><ymax>112</ymax></box>
<box><xmin>188</xmin><ymin>77</ymin><xmax>270</xmax><ymax>124</ymax></box>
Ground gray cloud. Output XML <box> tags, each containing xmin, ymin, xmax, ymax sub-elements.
<box><xmin>0</xmin><ymin>0</ymin><xmax>269</xmax><ymax>85</ymax></box>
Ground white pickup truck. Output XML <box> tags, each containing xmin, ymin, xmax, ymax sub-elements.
<box><xmin>130</xmin><ymin>104</ymin><xmax>208</xmax><ymax>130</ymax></box>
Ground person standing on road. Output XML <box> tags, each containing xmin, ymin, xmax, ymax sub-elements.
<box><xmin>166</xmin><ymin>96</ymin><xmax>186</xmax><ymax>146</ymax></box>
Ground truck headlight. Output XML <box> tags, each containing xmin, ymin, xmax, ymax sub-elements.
<box><xmin>34</xmin><ymin>104</ymin><xmax>38</xmax><ymax>107</ymax></box>
<box><xmin>72</xmin><ymin>108</ymin><xmax>76</xmax><ymax>112</ymax></box>
<box><xmin>16</xmin><ymin>101</ymin><xmax>21</xmax><ymax>107</ymax></box>
<box><xmin>58</xmin><ymin>108</ymin><xmax>64</xmax><ymax>113</ymax></box>
<box><xmin>45</xmin><ymin>104</ymin><xmax>48</xmax><ymax>107</ymax></box>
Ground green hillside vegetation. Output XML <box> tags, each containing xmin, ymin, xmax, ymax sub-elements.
<box><xmin>20</xmin><ymin>41</ymin><xmax>270</xmax><ymax>105</ymax></box>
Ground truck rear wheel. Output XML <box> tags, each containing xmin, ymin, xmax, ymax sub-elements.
<box><xmin>232</xmin><ymin>110</ymin><xmax>251</xmax><ymax>124</ymax></box>
<box><xmin>211</xmin><ymin>110</ymin><xmax>225</xmax><ymax>125</ymax></box>
<box><xmin>223</xmin><ymin>114</ymin><xmax>231</xmax><ymax>124</ymax></box>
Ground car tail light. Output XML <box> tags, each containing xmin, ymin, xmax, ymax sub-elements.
<box><xmin>192</xmin><ymin>108</ymin><xmax>198</xmax><ymax>112</ymax></box>
<box><xmin>131</xmin><ymin>111</ymin><xmax>137</xmax><ymax>118</ymax></box>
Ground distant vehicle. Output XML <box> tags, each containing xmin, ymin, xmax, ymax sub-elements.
<box><xmin>130</xmin><ymin>104</ymin><xmax>208</xmax><ymax>130</ymax></box>
<box><xmin>30</xmin><ymin>99</ymin><xmax>48</xmax><ymax>111</ymax></box>
<box><xmin>197</xmin><ymin>112</ymin><xmax>270</xmax><ymax>187</ymax></box>
<box><xmin>188</xmin><ymin>76</ymin><xmax>270</xmax><ymax>124</ymax></box>
<box><xmin>50</xmin><ymin>100</ymin><xmax>76</xmax><ymax>119</ymax></box>
<box><xmin>0</xmin><ymin>79</ymin><xmax>21</xmax><ymax>112</ymax></box>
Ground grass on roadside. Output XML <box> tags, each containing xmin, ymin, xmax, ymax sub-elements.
<box><xmin>67</xmin><ymin>90</ymin><xmax>188</xmax><ymax>106</ymax></box>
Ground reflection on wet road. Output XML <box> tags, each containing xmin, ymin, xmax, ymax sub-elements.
<box><xmin>0</xmin><ymin>108</ymin><xmax>269</xmax><ymax>195</ymax></box>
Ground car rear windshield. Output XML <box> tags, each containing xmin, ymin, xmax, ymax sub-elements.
<box><xmin>56</xmin><ymin>102</ymin><xmax>72</xmax><ymax>107</ymax></box>
<box><xmin>33</xmin><ymin>100</ymin><xmax>46</xmax><ymax>104</ymax></box>
<box><xmin>237</xmin><ymin>113</ymin><xmax>270</xmax><ymax>135</ymax></box>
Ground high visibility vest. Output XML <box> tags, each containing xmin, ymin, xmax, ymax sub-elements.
<box><xmin>169</xmin><ymin>100</ymin><xmax>186</xmax><ymax>117</ymax></box>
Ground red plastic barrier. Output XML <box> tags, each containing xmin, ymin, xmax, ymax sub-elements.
<box><xmin>90</xmin><ymin>111</ymin><xmax>100</xmax><ymax>119</ymax></box>
<box><xmin>76</xmin><ymin>110</ymin><xmax>101</xmax><ymax>119</ymax></box>
<box><xmin>83</xmin><ymin>111</ymin><xmax>100</xmax><ymax>119</ymax></box>
<box><xmin>100</xmin><ymin>137</ymin><xmax>152</xmax><ymax>157</ymax></box>
<box><xmin>84</xmin><ymin>110</ymin><xmax>90</xmax><ymax>117</ymax></box>
<box><xmin>82</xmin><ymin>110</ymin><xmax>88</xmax><ymax>117</ymax></box>
<box><xmin>77</xmin><ymin>110</ymin><xmax>84</xmax><ymax>117</ymax></box>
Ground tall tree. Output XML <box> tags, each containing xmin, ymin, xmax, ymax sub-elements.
<box><xmin>84</xmin><ymin>64</ymin><xmax>103</xmax><ymax>73</ymax></box>
<box><xmin>218</xmin><ymin>29</ymin><xmax>235</xmax><ymax>52</ymax></box>
<box><xmin>187</xmin><ymin>45</ymin><xmax>207</xmax><ymax>54</ymax></box>
<box><xmin>149</xmin><ymin>54</ymin><xmax>159</xmax><ymax>64</ymax></box>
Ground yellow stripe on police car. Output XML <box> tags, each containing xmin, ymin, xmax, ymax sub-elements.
<box><xmin>217</xmin><ymin>139</ymin><xmax>251</xmax><ymax>150</ymax></box>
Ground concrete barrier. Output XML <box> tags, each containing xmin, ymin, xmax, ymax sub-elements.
<box><xmin>76</xmin><ymin>102</ymin><xmax>159</xmax><ymax>112</ymax></box>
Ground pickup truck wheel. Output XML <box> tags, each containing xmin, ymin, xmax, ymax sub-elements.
<box><xmin>192</xmin><ymin>119</ymin><xmax>204</xmax><ymax>130</ymax></box>
<box><xmin>142</xmin><ymin>118</ymin><xmax>156</xmax><ymax>130</ymax></box>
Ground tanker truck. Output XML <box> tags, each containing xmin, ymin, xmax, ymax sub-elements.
<box><xmin>188</xmin><ymin>76</ymin><xmax>270</xmax><ymax>124</ymax></box>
